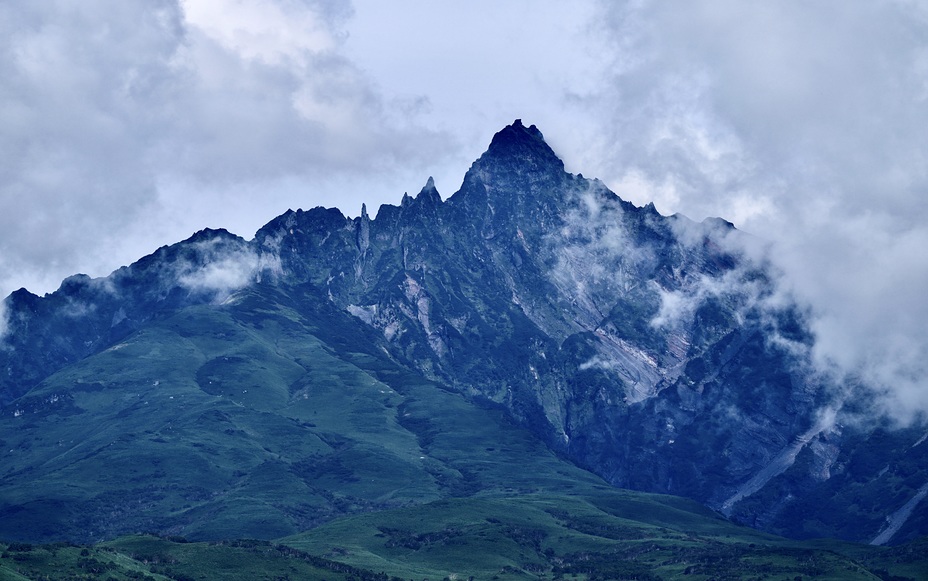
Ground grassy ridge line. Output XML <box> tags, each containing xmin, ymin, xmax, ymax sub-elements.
<box><xmin>283</xmin><ymin>493</ymin><xmax>909</xmax><ymax>580</ymax></box>
<box><xmin>3</xmin><ymin>495</ymin><xmax>925</xmax><ymax>580</ymax></box>
<box><xmin>0</xmin><ymin>537</ymin><xmax>392</xmax><ymax>581</ymax></box>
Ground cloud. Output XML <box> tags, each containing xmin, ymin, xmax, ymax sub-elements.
<box><xmin>550</xmin><ymin>182</ymin><xmax>652</xmax><ymax>295</ymax></box>
<box><xmin>586</xmin><ymin>0</ymin><xmax>928</xmax><ymax>423</ymax></box>
<box><xmin>180</xmin><ymin>0</ymin><xmax>348</xmax><ymax>63</ymax></box>
<box><xmin>0</xmin><ymin>299</ymin><xmax>8</xmax><ymax>343</ymax></box>
<box><xmin>781</xmin><ymin>222</ymin><xmax>928</xmax><ymax>423</ymax></box>
<box><xmin>0</xmin><ymin>0</ymin><xmax>172</xmax><ymax>293</ymax></box>
<box><xmin>174</xmin><ymin>237</ymin><xmax>282</xmax><ymax>300</ymax></box>
<box><xmin>0</xmin><ymin>0</ymin><xmax>454</xmax><ymax>298</ymax></box>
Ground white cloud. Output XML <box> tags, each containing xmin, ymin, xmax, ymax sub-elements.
<box><xmin>586</xmin><ymin>0</ymin><xmax>928</xmax><ymax>422</ymax></box>
<box><xmin>174</xmin><ymin>237</ymin><xmax>282</xmax><ymax>300</ymax></box>
<box><xmin>0</xmin><ymin>299</ymin><xmax>8</xmax><ymax>343</ymax></box>
<box><xmin>0</xmin><ymin>0</ymin><xmax>453</xmax><ymax>298</ymax></box>
<box><xmin>546</xmin><ymin>181</ymin><xmax>661</xmax><ymax>330</ymax></box>
<box><xmin>180</xmin><ymin>0</ymin><xmax>347</xmax><ymax>64</ymax></box>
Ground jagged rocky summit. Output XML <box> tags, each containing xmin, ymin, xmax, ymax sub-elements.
<box><xmin>1</xmin><ymin>120</ymin><xmax>926</xmax><ymax>545</ymax></box>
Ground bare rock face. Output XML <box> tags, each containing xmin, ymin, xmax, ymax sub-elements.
<box><xmin>3</xmin><ymin>120</ymin><xmax>926</xmax><ymax>544</ymax></box>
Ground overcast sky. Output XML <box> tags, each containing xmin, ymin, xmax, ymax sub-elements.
<box><xmin>2</xmin><ymin>0</ymin><xmax>927</xmax><ymax>421</ymax></box>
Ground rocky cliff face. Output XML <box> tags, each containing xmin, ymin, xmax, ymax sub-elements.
<box><xmin>250</xmin><ymin>121</ymin><xmax>827</xmax><ymax>506</ymax></box>
<box><xmin>3</xmin><ymin>120</ymin><xmax>926</xmax><ymax>544</ymax></box>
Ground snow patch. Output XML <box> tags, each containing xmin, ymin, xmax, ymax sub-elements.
<box><xmin>402</xmin><ymin>274</ymin><xmax>448</xmax><ymax>358</ymax></box>
<box><xmin>870</xmin><ymin>482</ymin><xmax>928</xmax><ymax>545</ymax></box>
<box><xmin>347</xmin><ymin>304</ymin><xmax>377</xmax><ymax>325</ymax></box>
<box><xmin>721</xmin><ymin>407</ymin><xmax>837</xmax><ymax>515</ymax></box>
<box><xmin>912</xmin><ymin>432</ymin><xmax>928</xmax><ymax>449</ymax></box>
<box><xmin>580</xmin><ymin>331</ymin><xmax>664</xmax><ymax>404</ymax></box>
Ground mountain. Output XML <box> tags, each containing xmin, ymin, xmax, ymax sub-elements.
<box><xmin>1</xmin><ymin>120</ymin><xmax>926</xmax><ymax>551</ymax></box>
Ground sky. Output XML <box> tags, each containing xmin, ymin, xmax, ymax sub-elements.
<box><xmin>2</xmin><ymin>0</ymin><xmax>927</xmax><ymax>421</ymax></box>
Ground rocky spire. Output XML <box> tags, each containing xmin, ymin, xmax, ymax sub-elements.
<box><xmin>415</xmin><ymin>176</ymin><xmax>441</xmax><ymax>205</ymax></box>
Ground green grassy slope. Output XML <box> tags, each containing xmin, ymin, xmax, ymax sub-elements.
<box><xmin>0</xmin><ymin>537</ymin><xmax>381</xmax><ymax>581</ymax></box>
<box><xmin>283</xmin><ymin>493</ymin><xmax>904</xmax><ymax>581</ymax></box>
<box><xmin>0</xmin><ymin>283</ymin><xmax>603</xmax><ymax>543</ymax></box>
<box><xmin>2</xmin><ymin>505</ymin><xmax>926</xmax><ymax>580</ymax></box>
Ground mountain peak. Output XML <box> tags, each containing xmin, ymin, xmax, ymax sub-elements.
<box><xmin>446</xmin><ymin>120</ymin><xmax>570</xmax><ymax>222</ymax></box>
<box><xmin>416</xmin><ymin>176</ymin><xmax>440</xmax><ymax>204</ymax></box>
<box><xmin>494</xmin><ymin>118</ymin><xmax>543</xmax><ymax>141</ymax></box>
<box><xmin>481</xmin><ymin>119</ymin><xmax>561</xmax><ymax>169</ymax></box>
<box><xmin>185</xmin><ymin>227</ymin><xmax>240</xmax><ymax>244</ymax></box>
